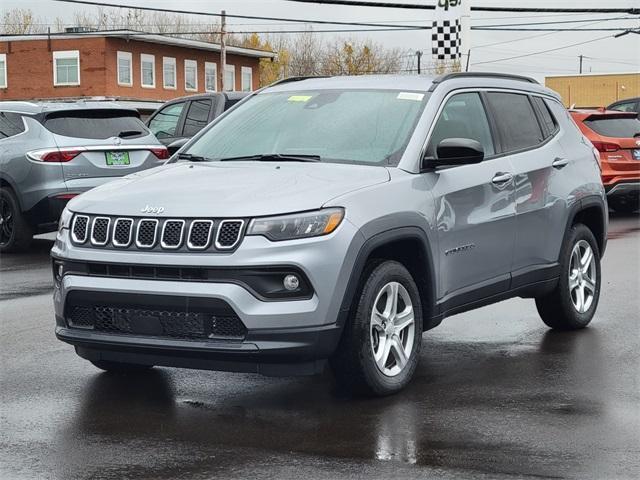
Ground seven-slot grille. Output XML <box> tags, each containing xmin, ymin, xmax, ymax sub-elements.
<box><xmin>70</xmin><ymin>215</ymin><xmax>244</xmax><ymax>252</ymax></box>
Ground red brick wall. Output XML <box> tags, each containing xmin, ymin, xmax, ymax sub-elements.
<box><xmin>0</xmin><ymin>37</ymin><xmax>261</xmax><ymax>101</ymax></box>
<box><xmin>0</xmin><ymin>37</ymin><xmax>108</xmax><ymax>100</ymax></box>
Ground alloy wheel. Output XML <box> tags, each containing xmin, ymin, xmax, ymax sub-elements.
<box><xmin>0</xmin><ymin>196</ymin><xmax>14</xmax><ymax>247</ymax></box>
<box><xmin>569</xmin><ymin>240</ymin><xmax>597</xmax><ymax>314</ymax></box>
<box><xmin>370</xmin><ymin>281</ymin><xmax>416</xmax><ymax>377</ymax></box>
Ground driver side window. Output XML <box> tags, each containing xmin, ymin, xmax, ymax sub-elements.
<box><xmin>148</xmin><ymin>102</ymin><xmax>186</xmax><ymax>139</ymax></box>
<box><xmin>427</xmin><ymin>92</ymin><xmax>495</xmax><ymax>159</ymax></box>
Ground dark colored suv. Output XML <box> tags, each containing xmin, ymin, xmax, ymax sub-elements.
<box><xmin>146</xmin><ymin>92</ymin><xmax>249</xmax><ymax>151</ymax></box>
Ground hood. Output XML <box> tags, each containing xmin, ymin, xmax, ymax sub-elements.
<box><xmin>68</xmin><ymin>161</ymin><xmax>390</xmax><ymax>217</ymax></box>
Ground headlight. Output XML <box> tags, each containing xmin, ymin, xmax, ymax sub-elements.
<box><xmin>58</xmin><ymin>207</ymin><xmax>73</xmax><ymax>230</ymax></box>
<box><xmin>247</xmin><ymin>208</ymin><xmax>344</xmax><ymax>241</ymax></box>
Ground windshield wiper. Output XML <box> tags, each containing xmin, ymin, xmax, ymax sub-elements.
<box><xmin>219</xmin><ymin>153</ymin><xmax>321</xmax><ymax>162</ymax></box>
<box><xmin>117</xmin><ymin>130</ymin><xmax>143</xmax><ymax>138</ymax></box>
<box><xmin>177</xmin><ymin>152</ymin><xmax>211</xmax><ymax>162</ymax></box>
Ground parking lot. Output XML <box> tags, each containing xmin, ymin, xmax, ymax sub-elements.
<box><xmin>0</xmin><ymin>212</ymin><xmax>638</xmax><ymax>480</ymax></box>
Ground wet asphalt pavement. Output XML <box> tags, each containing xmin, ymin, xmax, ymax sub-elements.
<box><xmin>1</xmin><ymin>214</ymin><xmax>639</xmax><ymax>480</ymax></box>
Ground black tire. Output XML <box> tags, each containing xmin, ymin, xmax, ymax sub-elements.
<box><xmin>0</xmin><ymin>187</ymin><xmax>33</xmax><ymax>253</ymax></box>
<box><xmin>608</xmin><ymin>196</ymin><xmax>639</xmax><ymax>214</ymax></box>
<box><xmin>90</xmin><ymin>360</ymin><xmax>155</xmax><ymax>373</ymax></box>
<box><xmin>330</xmin><ymin>260</ymin><xmax>423</xmax><ymax>396</ymax></box>
<box><xmin>535</xmin><ymin>224</ymin><xmax>601</xmax><ymax>331</ymax></box>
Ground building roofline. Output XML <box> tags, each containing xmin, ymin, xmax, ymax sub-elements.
<box><xmin>0</xmin><ymin>30</ymin><xmax>275</xmax><ymax>59</ymax></box>
<box><xmin>546</xmin><ymin>72</ymin><xmax>640</xmax><ymax>79</ymax></box>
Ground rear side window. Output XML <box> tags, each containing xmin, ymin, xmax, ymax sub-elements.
<box><xmin>0</xmin><ymin>112</ymin><xmax>26</xmax><ymax>139</ymax></box>
<box><xmin>487</xmin><ymin>92</ymin><xmax>544</xmax><ymax>152</ymax></box>
<box><xmin>43</xmin><ymin>110</ymin><xmax>148</xmax><ymax>139</ymax></box>
<box><xmin>148</xmin><ymin>102</ymin><xmax>186</xmax><ymax>139</ymax></box>
<box><xmin>531</xmin><ymin>97</ymin><xmax>558</xmax><ymax>138</ymax></box>
<box><xmin>584</xmin><ymin>116</ymin><xmax>640</xmax><ymax>138</ymax></box>
<box><xmin>183</xmin><ymin>99</ymin><xmax>212</xmax><ymax>137</ymax></box>
<box><xmin>609</xmin><ymin>101</ymin><xmax>638</xmax><ymax>113</ymax></box>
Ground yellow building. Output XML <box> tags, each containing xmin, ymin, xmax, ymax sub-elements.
<box><xmin>545</xmin><ymin>72</ymin><xmax>639</xmax><ymax>108</ymax></box>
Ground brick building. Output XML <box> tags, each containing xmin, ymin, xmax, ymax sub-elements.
<box><xmin>0</xmin><ymin>30</ymin><xmax>274</xmax><ymax>113</ymax></box>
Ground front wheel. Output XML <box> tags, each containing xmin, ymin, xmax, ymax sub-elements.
<box><xmin>330</xmin><ymin>260</ymin><xmax>423</xmax><ymax>396</ymax></box>
<box><xmin>535</xmin><ymin>224</ymin><xmax>601</xmax><ymax>330</ymax></box>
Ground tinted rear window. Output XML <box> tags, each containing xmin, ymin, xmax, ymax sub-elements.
<box><xmin>487</xmin><ymin>92</ymin><xmax>545</xmax><ymax>152</ymax></box>
<box><xmin>43</xmin><ymin>110</ymin><xmax>149</xmax><ymax>139</ymax></box>
<box><xmin>584</xmin><ymin>116</ymin><xmax>640</xmax><ymax>138</ymax></box>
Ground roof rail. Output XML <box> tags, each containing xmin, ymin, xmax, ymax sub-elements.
<box><xmin>267</xmin><ymin>76</ymin><xmax>330</xmax><ymax>88</ymax></box>
<box><xmin>429</xmin><ymin>72</ymin><xmax>539</xmax><ymax>91</ymax></box>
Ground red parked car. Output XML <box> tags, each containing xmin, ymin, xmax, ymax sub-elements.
<box><xmin>570</xmin><ymin>109</ymin><xmax>640</xmax><ymax>213</ymax></box>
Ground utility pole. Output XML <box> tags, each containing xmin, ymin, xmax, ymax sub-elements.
<box><xmin>416</xmin><ymin>50</ymin><xmax>422</xmax><ymax>74</ymax></box>
<box><xmin>579</xmin><ymin>55</ymin><xmax>584</xmax><ymax>74</ymax></box>
<box><xmin>220</xmin><ymin>10</ymin><xmax>226</xmax><ymax>92</ymax></box>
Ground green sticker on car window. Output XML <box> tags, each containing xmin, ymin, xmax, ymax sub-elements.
<box><xmin>288</xmin><ymin>95</ymin><xmax>313</xmax><ymax>102</ymax></box>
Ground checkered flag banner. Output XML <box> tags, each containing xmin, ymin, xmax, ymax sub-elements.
<box><xmin>432</xmin><ymin>19</ymin><xmax>462</xmax><ymax>61</ymax></box>
<box><xmin>432</xmin><ymin>0</ymin><xmax>463</xmax><ymax>61</ymax></box>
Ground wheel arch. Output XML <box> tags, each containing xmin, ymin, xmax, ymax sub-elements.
<box><xmin>337</xmin><ymin>226</ymin><xmax>438</xmax><ymax>333</ymax></box>
<box><xmin>567</xmin><ymin>196</ymin><xmax>608</xmax><ymax>257</ymax></box>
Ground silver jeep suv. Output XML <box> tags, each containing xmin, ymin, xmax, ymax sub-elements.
<box><xmin>52</xmin><ymin>74</ymin><xmax>607</xmax><ymax>396</ymax></box>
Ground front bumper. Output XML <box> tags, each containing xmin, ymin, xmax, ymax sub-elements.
<box><xmin>52</xmin><ymin>220</ymin><xmax>363</xmax><ymax>375</ymax></box>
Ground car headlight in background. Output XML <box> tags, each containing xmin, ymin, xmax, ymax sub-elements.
<box><xmin>58</xmin><ymin>207</ymin><xmax>73</xmax><ymax>231</ymax></box>
<box><xmin>247</xmin><ymin>208</ymin><xmax>344</xmax><ymax>241</ymax></box>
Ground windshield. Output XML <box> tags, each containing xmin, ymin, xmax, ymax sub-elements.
<box><xmin>585</xmin><ymin>116</ymin><xmax>640</xmax><ymax>138</ymax></box>
<box><xmin>185</xmin><ymin>89</ymin><xmax>428</xmax><ymax>166</ymax></box>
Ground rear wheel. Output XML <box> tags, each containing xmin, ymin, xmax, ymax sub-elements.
<box><xmin>535</xmin><ymin>224</ymin><xmax>601</xmax><ymax>330</ymax></box>
<box><xmin>331</xmin><ymin>260</ymin><xmax>423</xmax><ymax>396</ymax></box>
<box><xmin>0</xmin><ymin>187</ymin><xmax>33</xmax><ymax>253</ymax></box>
<box><xmin>90</xmin><ymin>360</ymin><xmax>154</xmax><ymax>373</ymax></box>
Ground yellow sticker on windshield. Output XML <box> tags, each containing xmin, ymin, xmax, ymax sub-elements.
<box><xmin>288</xmin><ymin>95</ymin><xmax>313</xmax><ymax>102</ymax></box>
<box><xmin>397</xmin><ymin>92</ymin><xmax>425</xmax><ymax>102</ymax></box>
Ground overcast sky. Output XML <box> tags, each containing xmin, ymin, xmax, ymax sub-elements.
<box><xmin>3</xmin><ymin>0</ymin><xmax>639</xmax><ymax>81</ymax></box>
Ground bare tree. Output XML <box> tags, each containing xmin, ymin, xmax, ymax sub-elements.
<box><xmin>1</xmin><ymin>8</ymin><xmax>41</xmax><ymax>35</ymax></box>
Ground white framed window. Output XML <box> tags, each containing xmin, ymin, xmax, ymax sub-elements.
<box><xmin>185</xmin><ymin>59</ymin><xmax>198</xmax><ymax>91</ymax></box>
<box><xmin>0</xmin><ymin>54</ymin><xmax>7</xmax><ymax>89</ymax></box>
<box><xmin>224</xmin><ymin>64</ymin><xmax>235</xmax><ymax>92</ymax></box>
<box><xmin>53</xmin><ymin>50</ymin><xmax>80</xmax><ymax>86</ymax></box>
<box><xmin>241</xmin><ymin>66</ymin><xmax>253</xmax><ymax>92</ymax></box>
<box><xmin>163</xmin><ymin>57</ymin><xmax>176</xmax><ymax>90</ymax></box>
<box><xmin>140</xmin><ymin>54</ymin><xmax>155</xmax><ymax>88</ymax></box>
<box><xmin>205</xmin><ymin>62</ymin><xmax>217</xmax><ymax>92</ymax></box>
<box><xmin>116</xmin><ymin>51</ymin><xmax>132</xmax><ymax>87</ymax></box>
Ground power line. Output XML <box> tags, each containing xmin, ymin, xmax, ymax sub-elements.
<box><xmin>281</xmin><ymin>0</ymin><xmax>640</xmax><ymax>14</ymax></box>
<box><xmin>472</xmin><ymin>34</ymin><xmax>616</xmax><ymax>66</ymax></box>
<box><xmin>50</xmin><ymin>0</ymin><xmax>429</xmax><ymax>29</ymax></box>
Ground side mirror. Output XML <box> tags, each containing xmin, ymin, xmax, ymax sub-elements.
<box><xmin>423</xmin><ymin>138</ymin><xmax>485</xmax><ymax>169</ymax></box>
<box><xmin>167</xmin><ymin>138</ymin><xmax>189</xmax><ymax>156</ymax></box>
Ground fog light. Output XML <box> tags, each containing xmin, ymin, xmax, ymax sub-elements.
<box><xmin>283</xmin><ymin>274</ymin><xmax>300</xmax><ymax>291</ymax></box>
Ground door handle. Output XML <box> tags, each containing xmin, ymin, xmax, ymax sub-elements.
<box><xmin>552</xmin><ymin>158</ymin><xmax>569</xmax><ymax>169</ymax></box>
<box><xmin>492</xmin><ymin>172</ymin><xmax>513</xmax><ymax>185</ymax></box>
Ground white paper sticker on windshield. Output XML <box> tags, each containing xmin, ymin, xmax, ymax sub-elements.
<box><xmin>397</xmin><ymin>92</ymin><xmax>425</xmax><ymax>102</ymax></box>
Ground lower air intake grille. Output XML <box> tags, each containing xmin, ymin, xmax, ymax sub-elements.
<box><xmin>66</xmin><ymin>293</ymin><xmax>247</xmax><ymax>341</ymax></box>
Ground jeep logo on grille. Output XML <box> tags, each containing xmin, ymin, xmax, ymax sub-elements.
<box><xmin>141</xmin><ymin>205</ymin><xmax>165</xmax><ymax>214</ymax></box>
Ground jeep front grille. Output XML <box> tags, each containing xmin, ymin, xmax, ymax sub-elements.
<box><xmin>71</xmin><ymin>215</ymin><xmax>89</xmax><ymax>243</ymax></box>
<box><xmin>71</xmin><ymin>214</ymin><xmax>245</xmax><ymax>252</ymax></box>
<box><xmin>161</xmin><ymin>220</ymin><xmax>185</xmax><ymax>249</ymax></box>
<box><xmin>136</xmin><ymin>219</ymin><xmax>158</xmax><ymax>248</ymax></box>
